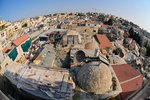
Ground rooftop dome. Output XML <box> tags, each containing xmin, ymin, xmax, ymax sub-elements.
<box><xmin>84</xmin><ymin>38</ymin><xmax>99</xmax><ymax>50</ymax></box>
<box><xmin>77</xmin><ymin>62</ymin><xmax>112</xmax><ymax>94</ymax></box>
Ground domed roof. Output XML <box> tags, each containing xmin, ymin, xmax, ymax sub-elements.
<box><xmin>84</xmin><ymin>42</ymin><xmax>95</xmax><ymax>49</ymax></box>
<box><xmin>77</xmin><ymin>62</ymin><xmax>112</xmax><ymax>94</ymax></box>
<box><xmin>84</xmin><ymin>38</ymin><xmax>99</xmax><ymax>50</ymax></box>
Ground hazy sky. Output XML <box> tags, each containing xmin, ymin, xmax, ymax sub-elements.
<box><xmin>0</xmin><ymin>0</ymin><xmax>150</xmax><ymax>32</ymax></box>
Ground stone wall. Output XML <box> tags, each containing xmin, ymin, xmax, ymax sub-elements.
<box><xmin>61</xmin><ymin>25</ymin><xmax>99</xmax><ymax>34</ymax></box>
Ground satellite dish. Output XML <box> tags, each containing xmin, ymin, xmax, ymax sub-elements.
<box><xmin>75</xmin><ymin>50</ymin><xmax>85</xmax><ymax>62</ymax></box>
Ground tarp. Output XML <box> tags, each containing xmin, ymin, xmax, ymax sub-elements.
<box><xmin>8</xmin><ymin>47</ymin><xmax>18</xmax><ymax>61</ymax></box>
<box><xmin>21</xmin><ymin>38</ymin><xmax>32</xmax><ymax>52</ymax></box>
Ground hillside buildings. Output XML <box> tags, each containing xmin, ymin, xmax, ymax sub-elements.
<box><xmin>0</xmin><ymin>12</ymin><xmax>150</xmax><ymax>100</ymax></box>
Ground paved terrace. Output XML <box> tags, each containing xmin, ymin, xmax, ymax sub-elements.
<box><xmin>30</xmin><ymin>43</ymin><xmax>56</xmax><ymax>68</ymax></box>
<box><xmin>4</xmin><ymin>62</ymin><xmax>74</xmax><ymax>100</ymax></box>
<box><xmin>30</xmin><ymin>29</ymin><xmax>67</xmax><ymax>40</ymax></box>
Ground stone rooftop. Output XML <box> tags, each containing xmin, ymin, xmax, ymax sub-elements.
<box><xmin>30</xmin><ymin>43</ymin><xmax>56</xmax><ymax>68</ymax></box>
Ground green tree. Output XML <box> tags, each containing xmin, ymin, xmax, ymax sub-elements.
<box><xmin>22</xmin><ymin>23</ymin><xmax>27</xmax><ymax>28</ymax></box>
<box><xmin>0</xmin><ymin>25</ymin><xmax>5</xmax><ymax>31</ymax></box>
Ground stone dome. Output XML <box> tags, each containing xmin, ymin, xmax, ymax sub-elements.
<box><xmin>84</xmin><ymin>42</ymin><xmax>95</xmax><ymax>49</ymax></box>
<box><xmin>77</xmin><ymin>62</ymin><xmax>112</xmax><ymax>94</ymax></box>
<box><xmin>84</xmin><ymin>38</ymin><xmax>99</xmax><ymax>50</ymax></box>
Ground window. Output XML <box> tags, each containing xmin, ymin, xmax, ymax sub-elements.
<box><xmin>1</xmin><ymin>33</ymin><xmax>4</xmax><ymax>37</ymax></box>
<box><xmin>5</xmin><ymin>49</ymin><xmax>11</xmax><ymax>53</ymax></box>
<box><xmin>93</xmin><ymin>30</ymin><xmax>96</xmax><ymax>32</ymax></box>
<box><xmin>5</xmin><ymin>63</ymin><xmax>8</xmax><ymax>67</ymax></box>
<box><xmin>67</xmin><ymin>35</ymin><xmax>73</xmax><ymax>44</ymax></box>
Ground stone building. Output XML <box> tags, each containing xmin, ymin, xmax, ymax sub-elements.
<box><xmin>77</xmin><ymin>62</ymin><xmax>112</xmax><ymax>94</ymax></box>
<box><xmin>0</xmin><ymin>31</ymin><xmax>7</xmax><ymax>51</ymax></box>
<box><xmin>0</xmin><ymin>20</ymin><xmax>6</xmax><ymax>30</ymax></box>
<box><xmin>71</xmin><ymin>60</ymin><xmax>122</xmax><ymax>100</ymax></box>
<box><xmin>85</xmin><ymin>20</ymin><xmax>100</xmax><ymax>27</ymax></box>
<box><xmin>61</xmin><ymin>30</ymin><xmax>82</xmax><ymax>47</ymax></box>
<box><xmin>61</xmin><ymin>24</ymin><xmax>99</xmax><ymax>34</ymax></box>
<box><xmin>12</xmin><ymin>34</ymin><xmax>31</xmax><ymax>61</ymax></box>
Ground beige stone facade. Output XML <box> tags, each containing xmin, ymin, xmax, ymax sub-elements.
<box><xmin>61</xmin><ymin>24</ymin><xmax>99</xmax><ymax>34</ymax></box>
<box><xmin>0</xmin><ymin>31</ymin><xmax>7</xmax><ymax>51</ymax></box>
<box><xmin>0</xmin><ymin>20</ymin><xmax>6</xmax><ymax>27</ymax></box>
<box><xmin>0</xmin><ymin>56</ymin><xmax>12</xmax><ymax>74</ymax></box>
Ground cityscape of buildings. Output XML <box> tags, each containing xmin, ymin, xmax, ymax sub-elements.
<box><xmin>0</xmin><ymin>12</ymin><xmax>150</xmax><ymax>100</ymax></box>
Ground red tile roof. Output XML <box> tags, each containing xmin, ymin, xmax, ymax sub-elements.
<box><xmin>11</xmin><ymin>21</ymin><xmax>17</xmax><ymax>24</ymax></box>
<box><xmin>86</xmin><ymin>20</ymin><xmax>99</xmax><ymax>24</ymax></box>
<box><xmin>72</xmin><ymin>21</ymin><xmax>78</xmax><ymax>24</ymax></box>
<box><xmin>112</xmin><ymin>64</ymin><xmax>143</xmax><ymax>100</ymax></box>
<box><xmin>102</xmin><ymin>24</ymin><xmax>117</xmax><ymax>30</ymax></box>
<box><xmin>120</xmin><ymin>76</ymin><xmax>143</xmax><ymax>99</ymax></box>
<box><xmin>3</xmin><ymin>46</ymin><xmax>14</xmax><ymax>54</ymax></box>
<box><xmin>13</xmin><ymin>34</ymin><xmax>30</xmax><ymax>47</ymax></box>
<box><xmin>96</xmin><ymin>34</ymin><xmax>112</xmax><ymax>49</ymax></box>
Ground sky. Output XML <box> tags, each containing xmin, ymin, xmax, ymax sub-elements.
<box><xmin>0</xmin><ymin>0</ymin><xmax>150</xmax><ymax>32</ymax></box>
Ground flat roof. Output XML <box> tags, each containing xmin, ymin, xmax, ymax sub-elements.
<box><xmin>4</xmin><ymin>62</ymin><xmax>73</xmax><ymax>100</ymax></box>
<box><xmin>31</xmin><ymin>44</ymin><xmax>56</xmax><ymax>68</ymax></box>
<box><xmin>39</xmin><ymin>29</ymin><xmax>67</xmax><ymax>37</ymax></box>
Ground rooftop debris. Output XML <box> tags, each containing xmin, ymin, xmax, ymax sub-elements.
<box><xmin>4</xmin><ymin>62</ymin><xmax>74</xmax><ymax>100</ymax></box>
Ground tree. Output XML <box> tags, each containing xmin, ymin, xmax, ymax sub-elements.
<box><xmin>107</xmin><ymin>19</ymin><xmax>113</xmax><ymax>25</ymax></box>
<box><xmin>57</xmin><ymin>24</ymin><xmax>61</xmax><ymax>29</ymax></box>
<box><xmin>22</xmin><ymin>23</ymin><xmax>27</xmax><ymax>28</ymax></box>
<box><xmin>129</xmin><ymin>27</ymin><xmax>134</xmax><ymax>38</ymax></box>
<box><xmin>104</xmin><ymin>18</ymin><xmax>113</xmax><ymax>25</ymax></box>
<box><xmin>0</xmin><ymin>25</ymin><xmax>5</xmax><ymax>31</ymax></box>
